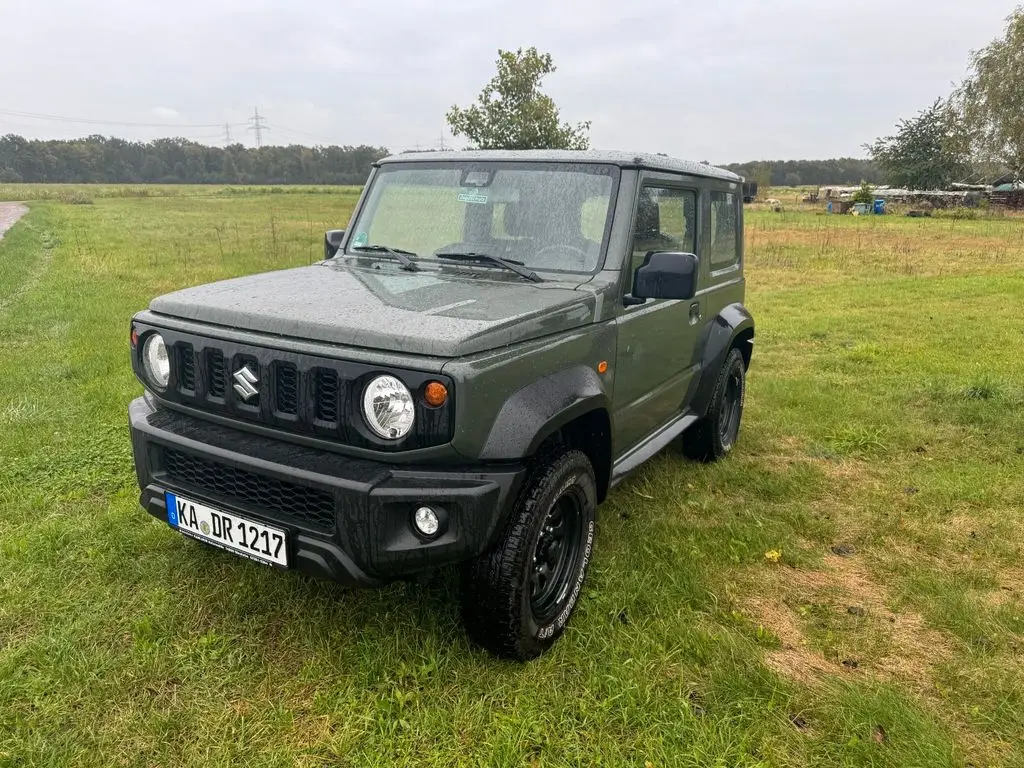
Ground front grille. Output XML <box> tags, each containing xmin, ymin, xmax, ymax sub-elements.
<box><xmin>135</xmin><ymin>324</ymin><xmax>454</xmax><ymax>451</ymax></box>
<box><xmin>314</xmin><ymin>368</ymin><xmax>339</xmax><ymax>423</ymax></box>
<box><xmin>207</xmin><ymin>350</ymin><xmax>226</xmax><ymax>398</ymax></box>
<box><xmin>162</xmin><ymin>447</ymin><xmax>336</xmax><ymax>530</ymax></box>
<box><xmin>275</xmin><ymin>362</ymin><xmax>298</xmax><ymax>415</ymax></box>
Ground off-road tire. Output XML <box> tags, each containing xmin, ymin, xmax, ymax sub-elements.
<box><xmin>461</xmin><ymin>450</ymin><xmax>597</xmax><ymax>660</ymax></box>
<box><xmin>683</xmin><ymin>347</ymin><xmax>746</xmax><ymax>462</ymax></box>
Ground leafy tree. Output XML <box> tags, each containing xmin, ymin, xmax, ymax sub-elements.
<box><xmin>784</xmin><ymin>172</ymin><xmax>802</xmax><ymax>187</ymax></box>
<box><xmin>446</xmin><ymin>47</ymin><xmax>590</xmax><ymax>150</ymax></box>
<box><xmin>749</xmin><ymin>162</ymin><xmax>773</xmax><ymax>192</ymax></box>
<box><xmin>956</xmin><ymin>5</ymin><xmax>1024</xmax><ymax>175</ymax></box>
<box><xmin>866</xmin><ymin>99</ymin><xmax>969</xmax><ymax>189</ymax></box>
<box><xmin>222</xmin><ymin>152</ymin><xmax>239</xmax><ymax>183</ymax></box>
<box><xmin>141</xmin><ymin>155</ymin><xmax>166</xmax><ymax>182</ymax></box>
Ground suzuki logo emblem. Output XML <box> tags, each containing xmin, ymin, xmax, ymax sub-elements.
<box><xmin>232</xmin><ymin>365</ymin><xmax>259</xmax><ymax>402</ymax></box>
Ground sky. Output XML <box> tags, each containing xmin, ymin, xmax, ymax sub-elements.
<box><xmin>0</xmin><ymin>0</ymin><xmax>1015</xmax><ymax>161</ymax></box>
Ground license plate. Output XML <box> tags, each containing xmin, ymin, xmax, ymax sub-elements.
<box><xmin>165</xmin><ymin>491</ymin><xmax>288</xmax><ymax>567</ymax></box>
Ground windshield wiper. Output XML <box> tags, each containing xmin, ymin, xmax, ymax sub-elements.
<box><xmin>350</xmin><ymin>244</ymin><xmax>420</xmax><ymax>272</ymax></box>
<box><xmin>436</xmin><ymin>251</ymin><xmax>543</xmax><ymax>283</ymax></box>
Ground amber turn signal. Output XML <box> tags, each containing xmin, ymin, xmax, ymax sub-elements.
<box><xmin>423</xmin><ymin>381</ymin><xmax>448</xmax><ymax>407</ymax></box>
<box><xmin>597</xmin><ymin>360</ymin><xmax>608</xmax><ymax>374</ymax></box>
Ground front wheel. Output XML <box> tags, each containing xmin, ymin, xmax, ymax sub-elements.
<box><xmin>461</xmin><ymin>450</ymin><xmax>597</xmax><ymax>660</ymax></box>
<box><xmin>683</xmin><ymin>347</ymin><xmax>746</xmax><ymax>462</ymax></box>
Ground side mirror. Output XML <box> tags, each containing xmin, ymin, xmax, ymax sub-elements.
<box><xmin>627</xmin><ymin>251</ymin><xmax>698</xmax><ymax>305</ymax></box>
<box><xmin>324</xmin><ymin>229</ymin><xmax>346</xmax><ymax>259</ymax></box>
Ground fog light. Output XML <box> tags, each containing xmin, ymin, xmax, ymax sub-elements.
<box><xmin>413</xmin><ymin>506</ymin><xmax>440</xmax><ymax>537</ymax></box>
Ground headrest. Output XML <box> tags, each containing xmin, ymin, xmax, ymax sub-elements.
<box><xmin>503</xmin><ymin>202</ymin><xmax>528</xmax><ymax>237</ymax></box>
<box><xmin>635</xmin><ymin>193</ymin><xmax>660</xmax><ymax>238</ymax></box>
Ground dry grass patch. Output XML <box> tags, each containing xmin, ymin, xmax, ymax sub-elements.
<box><xmin>742</xmin><ymin>554</ymin><xmax>955</xmax><ymax>690</ymax></box>
<box><xmin>745</xmin><ymin>214</ymin><xmax>1024</xmax><ymax>286</ymax></box>
<box><xmin>986</xmin><ymin>567</ymin><xmax>1024</xmax><ymax>609</ymax></box>
<box><xmin>745</xmin><ymin>596</ymin><xmax>839</xmax><ymax>685</ymax></box>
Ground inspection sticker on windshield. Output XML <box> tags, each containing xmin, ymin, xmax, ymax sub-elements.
<box><xmin>457</xmin><ymin>191</ymin><xmax>488</xmax><ymax>204</ymax></box>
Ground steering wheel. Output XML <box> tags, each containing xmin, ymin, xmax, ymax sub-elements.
<box><xmin>533</xmin><ymin>243</ymin><xmax>589</xmax><ymax>269</ymax></box>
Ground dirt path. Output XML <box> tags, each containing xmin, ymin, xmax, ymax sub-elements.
<box><xmin>0</xmin><ymin>203</ymin><xmax>28</xmax><ymax>240</ymax></box>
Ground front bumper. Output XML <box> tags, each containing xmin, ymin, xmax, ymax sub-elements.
<box><xmin>129</xmin><ymin>397</ymin><xmax>525</xmax><ymax>586</ymax></box>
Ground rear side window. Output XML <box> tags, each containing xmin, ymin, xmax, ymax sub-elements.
<box><xmin>710</xmin><ymin>191</ymin><xmax>739</xmax><ymax>268</ymax></box>
<box><xmin>630</xmin><ymin>186</ymin><xmax>697</xmax><ymax>285</ymax></box>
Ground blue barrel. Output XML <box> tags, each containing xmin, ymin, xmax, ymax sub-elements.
<box><xmin>873</xmin><ymin>199</ymin><xmax>886</xmax><ymax>215</ymax></box>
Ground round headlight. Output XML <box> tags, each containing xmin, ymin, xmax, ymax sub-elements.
<box><xmin>362</xmin><ymin>375</ymin><xmax>415</xmax><ymax>439</ymax></box>
<box><xmin>142</xmin><ymin>333</ymin><xmax>170</xmax><ymax>389</ymax></box>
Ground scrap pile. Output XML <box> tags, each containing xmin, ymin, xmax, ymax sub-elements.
<box><xmin>823</xmin><ymin>180</ymin><xmax>1022</xmax><ymax>210</ymax></box>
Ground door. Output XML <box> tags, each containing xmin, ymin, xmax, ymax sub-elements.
<box><xmin>613</xmin><ymin>180</ymin><xmax>705</xmax><ymax>454</ymax></box>
<box><xmin>705</xmin><ymin>186</ymin><xmax>745</xmax><ymax>320</ymax></box>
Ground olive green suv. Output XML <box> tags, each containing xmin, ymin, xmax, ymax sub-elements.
<box><xmin>128</xmin><ymin>150</ymin><xmax>754</xmax><ymax>659</ymax></box>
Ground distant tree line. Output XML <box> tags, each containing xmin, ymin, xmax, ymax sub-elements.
<box><xmin>720</xmin><ymin>159</ymin><xmax>884</xmax><ymax>188</ymax></box>
<box><xmin>0</xmin><ymin>135</ymin><xmax>389</xmax><ymax>184</ymax></box>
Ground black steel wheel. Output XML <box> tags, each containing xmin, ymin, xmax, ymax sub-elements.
<box><xmin>529</xmin><ymin>491</ymin><xmax>586</xmax><ymax>625</ymax></box>
<box><xmin>461</xmin><ymin>450</ymin><xmax>597</xmax><ymax>660</ymax></box>
<box><xmin>683</xmin><ymin>347</ymin><xmax>747</xmax><ymax>462</ymax></box>
<box><xmin>718</xmin><ymin>363</ymin><xmax>744</xmax><ymax>451</ymax></box>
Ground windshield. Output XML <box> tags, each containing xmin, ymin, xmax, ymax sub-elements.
<box><xmin>346</xmin><ymin>162</ymin><xmax>618</xmax><ymax>274</ymax></box>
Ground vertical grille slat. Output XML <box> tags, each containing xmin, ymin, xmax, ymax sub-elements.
<box><xmin>275</xmin><ymin>362</ymin><xmax>298</xmax><ymax>415</ymax></box>
<box><xmin>178</xmin><ymin>343</ymin><xmax>196</xmax><ymax>392</ymax></box>
<box><xmin>315</xmin><ymin>368</ymin><xmax>339</xmax><ymax>423</ymax></box>
<box><xmin>207</xmin><ymin>349</ymin><xmax>226</xmax><ymax>398</ymax></box>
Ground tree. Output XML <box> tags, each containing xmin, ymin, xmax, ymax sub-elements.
<box><xmin>956</xmin><ymin>6</ymin><xmax>1024</xmax><ymax>175</ymax></box>
<box><xmin>446</xmin><ymin>47</ymin><xmax>590</xmax><ymax>150</ymax></box>
<box><xmin>866</xmin><ymin>99</ymin><xmax>969</xmax><ymax>189</ymax></box>
<box><xmin>749</xmin><ymin>161</ymin><xmax>773</xmax><ymax>192</ymax></box>
<box><xmin>784</xmin><ymin>172</ymin><xmax>802</xmax><ymax>187</ymax></box>
<box><xmin>852</xmin><ymin>181</ymin><xmax>875</xmax><ymax>205</ymax></box>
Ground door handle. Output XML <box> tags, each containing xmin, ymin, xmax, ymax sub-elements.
<box><xmin>688</xmin><ymin>302</ymin><xmax>702</xmax><ymax>325</ymax></box>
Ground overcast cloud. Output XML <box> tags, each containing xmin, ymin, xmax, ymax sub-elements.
<box><xmin>0</xmin><ymin>0</ymin><xmax>1015</xmax><ymax>161</ymax></box>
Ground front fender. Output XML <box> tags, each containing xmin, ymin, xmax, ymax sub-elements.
<box><xmin>688</xmin><ymin>303</ymin><xmax>754</xmax><ymax>416</ymax></box>
<box><xmin>479</xmin><ymin>365</ymin><xmax>609</xmax><ymax>461</ymax></box>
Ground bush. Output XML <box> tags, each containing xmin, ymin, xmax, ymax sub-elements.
<box><xmin>852</xmin><ymin>181</ymin><xmax>875</xmax><ymax>206</ymax></box>
<box><xmin>56</xmin><ymin>190</ymin><xmax>94</xmax><ymax>205</ymax></box>
<box><xmin>933</xmin><ymin>207</ymin><xmax>978</xmax><ymax>220</ymax></box>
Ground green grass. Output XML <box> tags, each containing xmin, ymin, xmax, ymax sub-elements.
<box><xmin>1</xmin><ymin>188</ymin><xmax>1022</xmax><ymax>767</ymax></box>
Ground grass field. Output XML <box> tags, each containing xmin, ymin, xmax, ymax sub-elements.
<box><xmin>1</xmin><ymin>185</ymin><xmax>1022</xmax><ymax>767</ymax></box>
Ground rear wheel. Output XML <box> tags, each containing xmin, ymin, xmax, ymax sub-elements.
<box><xmin>461</xmin><ymin>450</ymin><xmax>597</xmax><ymax>660</ymax></box>
<box><xmin>683</xmin><ymin>347</ymin><xmax>746</xmax><ymax>462</ymax></box>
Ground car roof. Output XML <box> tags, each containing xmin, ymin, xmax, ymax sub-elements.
<box><xmin>377</xmin><ymin>149</ymin><xmax>742</xmax><ymax>183</ymax></box>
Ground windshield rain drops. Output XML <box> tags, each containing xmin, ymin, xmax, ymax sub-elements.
<box><xmin>346</xmin><ymin>163</ymin><xmax>617</xmax><ymax>275</ymax></box>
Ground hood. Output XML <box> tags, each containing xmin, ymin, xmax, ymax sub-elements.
<box><xmin>148</xmin><ymin>262</ymin><xmax>595</xmax><ymax>358</ymax></box>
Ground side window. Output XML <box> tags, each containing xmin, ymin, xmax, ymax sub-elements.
<box><xmin>630</xmin><ymin>186</ymin><xmax>697</xmax><ymax>284</ymax></box>
<box><xmin>710</xmin><ymin>191</ymin><xmax>739</xmax><ymax>268</ymax></box>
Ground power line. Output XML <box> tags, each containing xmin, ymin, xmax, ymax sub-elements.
<box><xmin>223</xmin><ymin>122</ymin><xmax>233</xmax><ymax>146</ymax></box>
<box><xmin>248</xmin><ymin>107</ymin><xmax>267</xmax><ymax>148</ymax></box>
<box><xmin>0</xmin><ymin>107</ymin><xmax>243</xmax><ymax>129</ymax></box>
<box><xmin>273</xmin><ymin>123</ymin><xmax>327</xmax><ymax>144</ymax></box>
